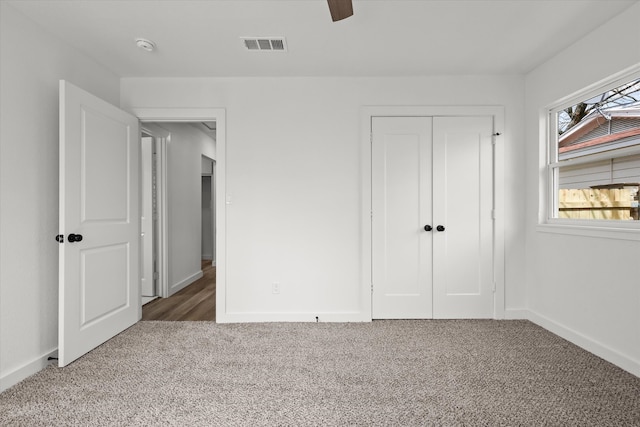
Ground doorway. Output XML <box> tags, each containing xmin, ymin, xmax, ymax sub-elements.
<box><xmin>133</xmin><ymin>108</ymin><xmax>225</xmax><ymax>322</ymax></box>
<box><xmin>56</xmin><ymin>84</ymin><xmax>226</xmax><ymax>366</ymax></box>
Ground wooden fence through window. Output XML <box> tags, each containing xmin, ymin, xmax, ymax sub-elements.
<box><xmin>558</xmin><ymin>188</ymin><xmax>639</xmax><ymax>220</ymax></box>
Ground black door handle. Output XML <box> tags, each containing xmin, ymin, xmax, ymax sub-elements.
<box><xmin>68</xmin><ymin>233</ymin><xmax>83</xmax><ymax>243</ymax></box>
<box><xmin>436</xmin><ymin>225</ymin><xmax>445</xmax><ymax>232</ymax></box>
<box><xmin>424</xmin><ymin>225</ymin><xmax>432</xmax><ymax>232</ymax></box>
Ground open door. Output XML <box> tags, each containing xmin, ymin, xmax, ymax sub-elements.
<box><xmin>58</xmin><ymin>80</ymin><xmax>140</xmax><ymax>367</ymax></box>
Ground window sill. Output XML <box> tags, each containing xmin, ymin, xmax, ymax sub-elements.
<box><xmin>537</xmin><ymin>222</ymin><xmax>640</xmax><ymax>241</ymax></box>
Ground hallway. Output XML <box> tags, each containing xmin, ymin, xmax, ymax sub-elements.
<box><xmin>142</xmin><ymin>260</ymin><xmax>216</xmax><ymax>321</ymax></box>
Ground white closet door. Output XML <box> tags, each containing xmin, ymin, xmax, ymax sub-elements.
<box><xmin>432</xmin><ymin>116</ymin><xmax>494</xmax><ymax>318</ymax></box>
<box><xmin>372</xmin><ymin>117</ymin><xmax>433</xmax><ymax>319</ymax></box>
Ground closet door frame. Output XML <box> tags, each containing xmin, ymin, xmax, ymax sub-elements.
<box><xmin>360</xmin><ymin>106</ymin><xmax>505</xmax><ymax>320</ymax></box>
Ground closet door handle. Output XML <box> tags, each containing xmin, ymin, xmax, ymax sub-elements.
<box><xmin>436</xmin><ymin>225</ymin><xmax>445</xmax><ymax>232</ymax></box>
<box><xmin>68</xmin><ymin>233</ymin><xmax>83</xmax><ymax>243</ymax></box>
<box><xmin>424</xmin><ymin>225</ymin><xmax>432</xmax><ymax>232</ymax></box>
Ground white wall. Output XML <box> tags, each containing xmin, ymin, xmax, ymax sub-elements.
<box><xmin>146</xmin><ymin>123</ymin><xmax>215</xmax><ymax>295</ymax></box>
<box><xmin>0</xmin><ymin>3</ymin><xmax>121</xmax><ymax>390</ymax></box>
<box><xmin>524</xmin><ymin>2</ymin><xmax>640</xmax><ymax>376</ymax></box>
<box><xmin>121</xmin><ymin>75</ymin><xmax>527</xmax><ymax>320</ymax></box>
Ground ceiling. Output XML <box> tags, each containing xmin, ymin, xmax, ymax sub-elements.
<box><xmin>6</xmin><ymin>0</ymin><xmax>638</xmax><ymax>78</ymax></box>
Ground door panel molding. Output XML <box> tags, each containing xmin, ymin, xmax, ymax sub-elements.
<box><xmin>361</xmin><ymin>106</ymin><xmax>505</xmax><ymax>320</ymax></box>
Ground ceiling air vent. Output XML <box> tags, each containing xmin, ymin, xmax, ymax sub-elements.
<box><xmin>241</xmin><ymin>37</ymin><xmax>287</xmax><ymax>52</ymax></box>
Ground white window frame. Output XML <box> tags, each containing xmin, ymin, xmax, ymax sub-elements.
<box><xmin>540</xmin><ymin>65</ymin><xmax>640</xmax><ymax>241</ymax></box>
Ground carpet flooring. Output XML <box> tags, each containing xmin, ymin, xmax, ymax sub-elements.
<box><xmin>1</xmin><ymin>320</ymin><xmax>639</xmax><ymax>426</ymax></box>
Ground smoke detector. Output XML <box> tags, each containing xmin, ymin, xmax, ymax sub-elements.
<box><xmin>136</xmin><ymin>38</ymin><xmax>156</xmax><ymax>52</ymax></box>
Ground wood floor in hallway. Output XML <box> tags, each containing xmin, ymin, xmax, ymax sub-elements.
<box><xmin>142</xmin><ymin>260</ymin><xmax>216</xmax><ymax>321</ymax></box>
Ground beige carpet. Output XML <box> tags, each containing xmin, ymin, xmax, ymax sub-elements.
<box><xmin>1</xmin><ymin>320</ymin><xmax>639</xmax><ymax>426</ymax></box>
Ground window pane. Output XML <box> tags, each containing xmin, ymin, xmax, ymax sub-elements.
<box><xmin>557</xmin><ymin>78</ymin><xmax>640</xmax><ymax>161</ymax></box>
<box><xmin>557</xmin><ymin>156</ymin><xmax>640</xmax><ymax>220</ymax></box>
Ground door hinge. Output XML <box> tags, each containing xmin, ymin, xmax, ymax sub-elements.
<box><xmin>492</xmin><ymin>282</ymin><xmax>496</xmax><ymax>293</ymax></box>
<box><xmin>492</xmin><ymin>132</ymin><xmax>501</xmax><ymax>145</ymax></box>
<box><xmin>153</xmin><ymin>271</ymin><xmax>159</xmax><ymax>280</ymax></box>
<box><xmin>491</xmin><ymin>209</ymin><xmax>496</xmax><ymax>220</ymax></box>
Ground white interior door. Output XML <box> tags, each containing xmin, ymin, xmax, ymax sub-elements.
<box><xmin>432</xmin><ymin>116</ymin><xmax>494</xmax><ymax>318</ymax></box>
<box><xmin>58</xmin><ymin>80</ymin><xmax>140</xmax><ymax>367</ymax></box>
<box><xmin>372</xmin><ymin>117</ymin><xmax>433</xmax><ymax>318</ymax></box>
<box><xmin>141</xmin><ymin>136</ymin><xmax>154</xmax><ymax>297</ymax></box>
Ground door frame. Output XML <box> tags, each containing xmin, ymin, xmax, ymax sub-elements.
<box><xmin>361</xmin><ymin>106</ymin><xmax>506</xmax><ymax>320</ymax></box>
<box><xmin>131</xmin><ymin>108</ymin><xmax>226</xmax><ymax>321</ymax></box>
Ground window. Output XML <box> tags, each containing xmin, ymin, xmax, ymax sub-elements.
<box><xmin>547</xmin><ymin>74</ymin><xmax>640</xmax><ymax>224</ymax></box>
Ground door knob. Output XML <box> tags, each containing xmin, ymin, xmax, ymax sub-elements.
<box><xmin>68</xmin><ymin>233</ymin><xmax>83</xmax><ymax>243</ymax></box>
<box><xmin>424</xmin><ymin>225</ymin><xmax>432</xmax><ymax>232</ymax></box>
<box><xmin>436</xmin><ymin>225</ymin><xmax>445</xmax><ymax>232</ymax></box>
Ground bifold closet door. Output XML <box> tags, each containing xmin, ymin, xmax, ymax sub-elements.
<box><xmin>372</xmin><ymin>117</ymin><xmax>433</xmax><ymax>319</ymax></box>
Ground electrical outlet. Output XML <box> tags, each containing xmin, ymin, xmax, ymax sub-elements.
<box><xmin>272</xmin><ymin>282</ymin><xmax>280</xmax><ymax>294</ymax></box>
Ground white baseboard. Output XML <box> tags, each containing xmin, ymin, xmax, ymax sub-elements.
<box><xmin>169</xmin><ymin>270</ymin><xmax>203</xmax><ymax>296</ymax></box>
<box><xmin>141</xmin><ymin>296</ymin><xmax>158</xmax><ymax>305</ymax></box>
<box><xmin>526</xmin><ymin>309</ymin><xmax>640</xmax><ymax>378</ymax></box>
<box><xmin>504</xmin><ymin>308</ymin><xmax>529</xmax><ymax>319</ymax></box>
<box><xmin>0</xmin><ymin>348</ymin><xmax>58</xmax><ymax>392</ymax></box>
<box><xmin>217</xmin><ymin>311</ymin><xmax>370</xmax><ymax>323</ymax></box>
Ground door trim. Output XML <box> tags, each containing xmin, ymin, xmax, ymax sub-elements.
<box><xmin>361</xmin><ymin>106</ymin><xmax>506</xmax><ymax>320</ymax></box>
<box><xmin>131</xmin><ymin>108</ymin><xmax>227</xmax><ymax>322</ymax></box>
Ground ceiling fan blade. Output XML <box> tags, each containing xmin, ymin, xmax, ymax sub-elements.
<box><xmin>327</xmin><ymin>0</ymin><xmax>353</xmax><ymax>22</ymax></box>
